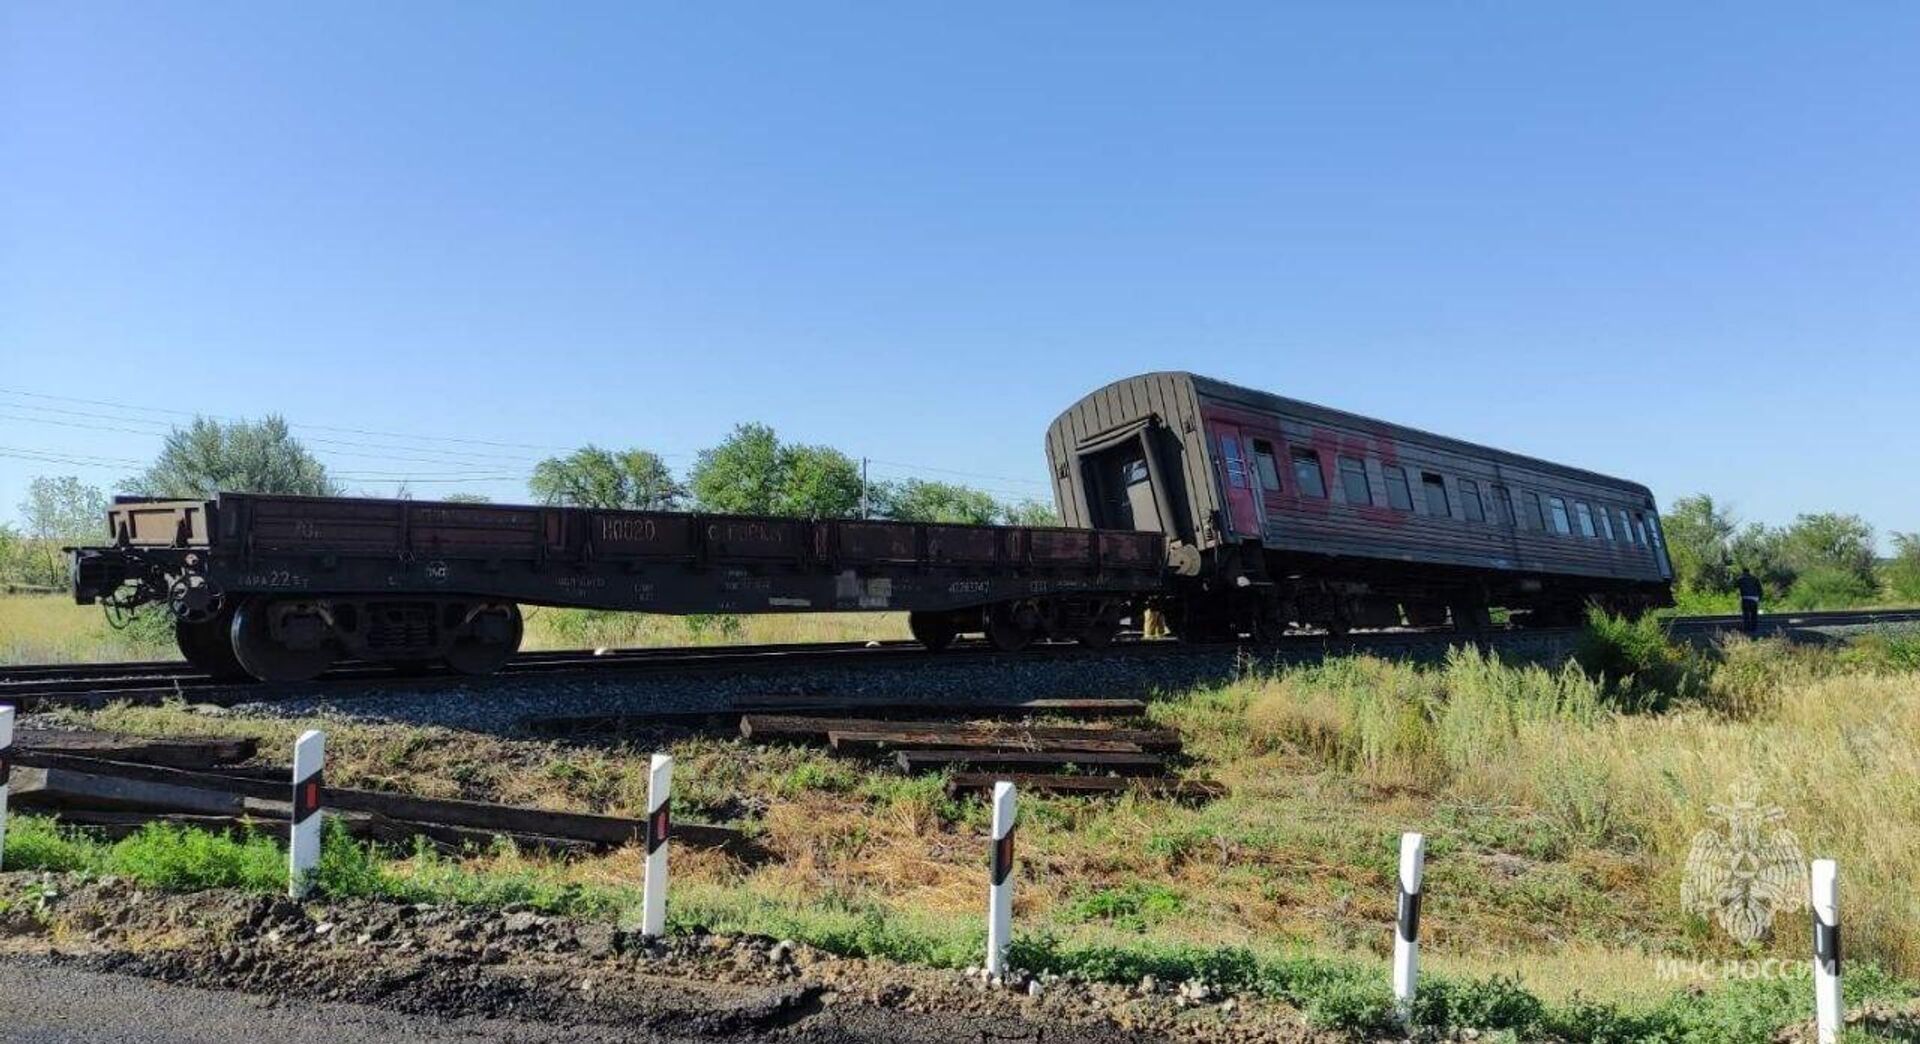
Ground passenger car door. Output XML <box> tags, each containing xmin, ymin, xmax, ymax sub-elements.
<box><xmin>1210</xmin><ymin>423</ymin><xmax>1263</xmax><ymax>538</ymax></box>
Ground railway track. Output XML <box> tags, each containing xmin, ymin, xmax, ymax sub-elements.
<box><xmin>4</xmin><ymin>608</ymin><xmax>1916</xmax><ymax>713</ymax></box>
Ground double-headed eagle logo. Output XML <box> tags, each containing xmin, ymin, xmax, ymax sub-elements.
<box><xmin>1682</xmin><ymin>780</ymin><xmax>1807</xmax><ymax>944</ymax></box>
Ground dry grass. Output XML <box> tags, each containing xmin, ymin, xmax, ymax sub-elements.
<box><xmin>518</xmin><ymin>607</ymin><xmax>907</xmax><ymax>651</ymax></box>
<box><xmin>0</xmin><ymin>595</ymin><xmax>174</xmax><ymax>664</ymax></box>
<box><xmin>0</xmin><ymin>593</ymin><xmax>905</xmax><ymax>666</ymax></box>
<box><xmin>56</xmin><ymin>627</ymin><xmax>1920</xmax><ymax>1006</ymax></box>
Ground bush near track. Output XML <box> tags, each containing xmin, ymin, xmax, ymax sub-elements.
<box><xmin>9</xmin><ymin>621</ymin><xmax>1920</xmax><ymax>1039</ymax></box>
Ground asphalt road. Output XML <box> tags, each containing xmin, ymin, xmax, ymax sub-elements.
<box><xmin>0</xmin><ymin>958</ymin><xmax>1152</xmax><ymax>1044</ymax></box>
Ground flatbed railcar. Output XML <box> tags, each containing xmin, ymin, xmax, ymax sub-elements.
<box><xmin>1046</xmin><ymin>372</ymin><xmax>1674</xmax><ymax>638</ymax></box>
<box><xmin>69</xmin><ymin>493</ymin><xmax>1165</xmax><ymax>681</ymax></box>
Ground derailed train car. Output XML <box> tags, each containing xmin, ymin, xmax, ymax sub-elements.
<box><xmin>1045</xmin><ymin>372</ymin><xmax>1674</xmax><ymax>638</ymax></box>
<box><xmin>68</xmin><ymin>371</ymin><xmax>1673</xmax><ymax>681</ymax></box>
<box><xmin>70</xmin><ymin>493</ymin><xmax>1165</xmax><ymax>681</ymax></box>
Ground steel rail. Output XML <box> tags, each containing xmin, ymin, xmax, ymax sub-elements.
<box><xmin>4</xmin><ymin>608</ymin><xmax>1916</xmax><ymax>712</ymax></box>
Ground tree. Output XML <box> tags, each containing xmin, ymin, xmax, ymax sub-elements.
<box><xmin>127</xmin><ymin>416</ymin><xmax>340</xmax><ymax>498</ymax></box>
<box><xmin>1886</xmin><ymin>532</ymin><xmax>1920</xmax><ymax>603</ymax></box>
<box><xmin>442</xmin><ymin>492</ymin><xmax>493</xmax><ymax>505</ymax></box>
<box><xmin>17</xmin><ymin>475</ymin><xmax>108</xmax><ymax>587</ymax></box>
<box><xmin>1001</xmin><ymin>498</ymin><xmax>1061</xmax><ymax>527</ymax></box>
<box><xmin>775</xmin><ymin>443</ymin><xmax>863</xmax><ymax>518</ymax></box>
<box><xmin>529</xmin><ymin>446</ymin><xmax>683</xmax><ymax>510</ymax></box>
<box><xmin>1779</xmin><ymin>513</ymin><xmax>1877</xmax><ymax>589</ymax></box>
<box><xmin>0</xmin><ymin>523</ymin><xmax>26</xmax><ymax>587</ymax></box>
<box><xmin>689</xmin><ymin>423</ymin><xmax>782</xmax><ymax>514</ymax></box>
<box><xmin>1728</xmin><ymin>522</ymin><xmax>1794</xmax><ymax>597</ymax></box>
<box><xmin>688</xmin><ymin>424</ymin><xmax>862</xmax><ymax>518</ymax></box>
<box><xmin>1661</xmin><ymin>494</ymin><xmax>1736</xmax><ymax>593</ymax></box>
<box><xmin>884</xmin><ymin>479</ymin><xmax>1001</xmax><ymax>525</ymax></box>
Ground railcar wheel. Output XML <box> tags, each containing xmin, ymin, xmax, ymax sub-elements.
<box><xmin>444</xmin><ymin>603</ymin><xmax>523</xmax><ymax>676</ymax></box>
<box><xmin>1077</xmin><ymin>615</ymin><xmax>1119</xmax><ymax>649</ymax></box>
<box><xmin>230</xmin><ymin>599</ymin><xmax>337</xmax><ymax>683</ymax></box>
<box><xmin>985</xmin><ymin>606</ymin><xmax>1035</xmax><ymax>653</ymax></box>
<box><xmin>908</xmin><ymin>611</ymin><xmax>958</xmax><ymax>653</ymax></box>
<box><xmin>175</xmin><ymin>610</ymin><xmax>252</xmax><ymax>682</ymax></box>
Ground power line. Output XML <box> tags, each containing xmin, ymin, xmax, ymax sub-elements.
<box><xmin>0</xmin><ymin>413</ymin><xmax>544</xmax><ymax>478</ymax></box>
<box><xmin>0</xmin><ymin>446</ymin><xmax>145</xmax><ymax>469</ymax></box>
<box><xmin>0</xmin><ymin>386</ymin><xmax>579</xmax><ymax>454</ymax></box>
<box><xmin>0</xmin><ymin>385</ymin><xmax>1055</xmax><ymax>498</ymax></box>
<box><xmin>0</xmin><ymin>401</ymin><xmax>552</xmax><ymax>466</ymax></box>
<box><xmin>863</xmin><ymin>457</ymin><xmax>1051</xmax><ymax>489</ymax></box>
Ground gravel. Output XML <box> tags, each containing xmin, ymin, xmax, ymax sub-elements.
<box><xmin>1</xmin><ymin>872</ymin><xmax>1316</xmax><ymax>1043</ymax></box>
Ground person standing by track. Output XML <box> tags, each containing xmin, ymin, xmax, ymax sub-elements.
<box><xmin>1737</xmin><ymin>567</ymin><xmax>1763</xmax><ymax>633</ymax></box>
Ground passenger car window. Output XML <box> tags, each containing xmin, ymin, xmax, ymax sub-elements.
<box><xmin>1252</xmin><ymin>439</ymin><xmax>1282</xmax><ymax>493</ymax></box>
<box><xmin>1290</xmin><ymin>448</ymin><xmax>1326</xmax><ymax>498</ymax></box>
<box><xmin>1575</xmin><ymin>502</ymin><xmax>1596</xmax><ymax>538</ymax></box>
<box><xmin>1490</xmin><ymin>485</ymin><xmax>1515</xmax><ymax>527</ymax></box>
<box><xmin>1383</xmin><ymin>465</ymin><xmax>1413</xmax><ymax>511</ymax></box>
<box><xmin>1617</xmin><ymin>508</ymin><xmax>1636</xmax><ymax>545</ymax></box>
<box><xmin>1421</xmin><ymin>472</ymin><xmax>1450</xmax><ymax>518</ymax></box>
<box><xmin>1597</xmin><ymin>506</ymin><xmax>1615</xmax><ymax>541</ymax></box>
<box><xmin>1219</xmin><ymin>435</ymin><xmax>1248</xmax><ymax>488</ymax></box>
<box><xmin>1522</xmin><ymin>490</ymin><xmax>1546</xmax><ymax>530</ymax></box>
<box><xmin>1459</xmin><ymin>478</ymin><xmax>1485</xmax><ymax>523</ymax></box>
<box><xmin>1338</xmin><ymin>456</ymin><xmax>1371</xmax><ymax>506</ymax></box>
<box><xmin>1548</xmin><ymin>496</ymin><xmax>1572</xmax><ymax>535</ymax></box>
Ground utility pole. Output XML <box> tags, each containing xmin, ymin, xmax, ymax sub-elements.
<box><xmin>860</xmin><ymin>457</ymin><xmax>870</xmax><ymax>519</ymax></box>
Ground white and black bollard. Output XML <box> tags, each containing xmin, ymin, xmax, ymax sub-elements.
<box><xmin>288</xmin><ymin>729</ymin><xmax>326</xmax><ymax>899</ymax></box>
<box><xmin>1393</xmin><ymin>831</ymin><xmax>1426</xmax><ymax>1021</ymax></box>
<box><xmin>0</xmin><ymin>706</ymin><xmax>14</xmax><ymax>870</ymax></box>
<box><xmin>985</xmin><ymin>780</ymin><xmax>1017</xmax><ymax>979</ymax></box>
<box><xmin>640</xmin><ymin>753</ymin><xmax>673</xmax><ymax>938</ymax></box>
<box><xmin>1811</xmin><ymin>859</ymin><xmax>1842</xmax><ymax>1044</ymax></box>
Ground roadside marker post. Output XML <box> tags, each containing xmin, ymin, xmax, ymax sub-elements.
<box><xmin>985</xmin><ymin>780</ymin><xmax>1017</xmax><ymax>978</ymax></box>
<box><xmin>1811</xmin><ymin>859</ymin><xmax>1842</xmax><ymax>1044</ymax></box>
<box><xmin>640</xmin><ymin>753</ymin><xmax>673</xmax><ymax>938</ymax></box>
<box><xmin>1393</xmin><ymin>831</ymin><xmax>1426</xmax><ymax>1022</ymax></box>
<box><xmin>0</xmin><ymin>706</ymin><xmax>14</xmax><ymax>870</ymax></box>
<box><xmin>288</xmin><ymin>729</ymin><xmax>326</xmax><ymax>899</ymax></box>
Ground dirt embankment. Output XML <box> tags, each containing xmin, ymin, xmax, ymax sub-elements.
<box><xmin>0</xmin><ymin>872</ymin><xmax>1325</xmax><ymax>1044</ymax></box>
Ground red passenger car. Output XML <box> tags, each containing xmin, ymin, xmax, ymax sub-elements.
<box><xmin>1046</xmin><ymin>372</ymin><xmax>1673</xmax><ymax>637</ymax></box>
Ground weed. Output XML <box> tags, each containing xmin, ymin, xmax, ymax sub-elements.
<box><xmin>1574</xmin><ymin>608</ymin><xmax>1700</xmax><ymax>711</ymax></box>
<box><xmin>1060</xmin><ymin>883</ymin><xmax>1185</xmax><ymax>932</ymax></box>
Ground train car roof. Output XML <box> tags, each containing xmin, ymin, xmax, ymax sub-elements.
<box><xmin>1063</xmin><ymin>371</ymin><xmax>1658</xmax><ymax>501</ymax></box>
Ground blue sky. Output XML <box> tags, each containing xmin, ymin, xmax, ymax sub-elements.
<box><xmin>3</xmin><ymin>4</ymin><xmax>1915</xmax><ymax>541</ymax></box>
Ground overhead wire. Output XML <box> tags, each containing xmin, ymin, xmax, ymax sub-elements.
<box><xmin>0</xmin><ymin>385</ymin><xmax>1055</xmax><ymax>499</ymax></box>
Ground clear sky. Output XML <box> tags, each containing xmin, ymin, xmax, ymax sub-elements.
<box><xmin>3</xmin><ymin>4</ymin><xmax>1915</xmax><ymax>541</ymax></box>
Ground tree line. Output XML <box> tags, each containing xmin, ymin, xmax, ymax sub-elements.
<box><xmin>1660</xmin><ymin>494</ymin><xmax>1920</xmax><ymax>608</ymax></box>
<box><xmin>525</xmin><ymin>423</ymin><xmax>1056</xmax><ymax>525</ymax></box>
<box><xmin>0</xmin><ymin>417</ymin><xmax>1058</xmax><ymax>589</ymax></box>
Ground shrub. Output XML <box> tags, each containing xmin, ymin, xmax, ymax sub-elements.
<box><xmin>1574</xmin><ymin>608</ymin><xmax>1698</xmax><ymax>711</ymax></box>
<box><xmin>1780</xmin><ymin>566</ymin><xmax>1878</xmax><ymax>610</ymax></box>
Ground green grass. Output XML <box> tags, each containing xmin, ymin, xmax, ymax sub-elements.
<box><xmin>7</xmin><ymin>813</ymin><xmax>1915</xmax><ymax>1040</ymax></box>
